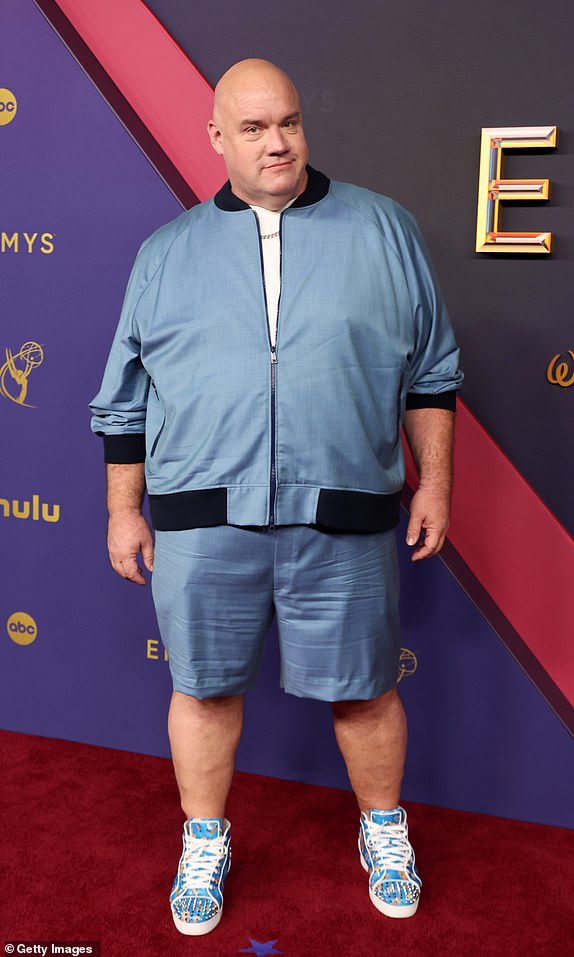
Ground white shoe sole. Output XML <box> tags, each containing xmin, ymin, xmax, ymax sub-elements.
<box><xmin>172</xmin><ymin>907</ymin><xmax>223</xmax><ymax>936</ymax></box>
<box><xmin>361</xmin><ymin>854</ymin><xmax>420</xmax><ymax>918</ymax></box>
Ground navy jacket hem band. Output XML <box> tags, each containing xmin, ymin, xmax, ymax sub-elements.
<box><xmin>315</xmin><ymin>488</ymin><xmax>401</xmax><ymax>533</ymax></box>
<box><xmin>148</xmin><ymin>487</ymin><xmax>401</xmax><ymax>533</ymax></box>
<box><xmin>149</xmin><ymin>488</ymin><xmax>228</xmax><ymax>530</ymax></box>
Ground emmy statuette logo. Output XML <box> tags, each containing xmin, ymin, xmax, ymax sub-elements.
<box><xmin>397</xmin><ymin>648</ymin><xmax>418</xmax><ymax>683</ymax></box>
<box><xmin>0</xmin><ymin>341</ymin><xmax>44</xmax><ymax>407</ymax></box>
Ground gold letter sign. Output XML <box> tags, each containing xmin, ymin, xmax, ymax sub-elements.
<box><xmin>476</xmin><ymin>126</ymin><xmax>557</xmax><ymax>253</ymax></box>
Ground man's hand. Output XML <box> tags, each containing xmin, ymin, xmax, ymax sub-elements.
<box><xmin>403</xmin><ymin>407</ymin><xmax>455</xmax><ymax>562</ymax></box>
<box><xmin>406</xmin><ymin>486</ymin><xmax>450</xmax><ymax>562</ymax></box>
<box><xmin>107</xmin><ymin>509</ymin><xmax>154</xmax><ymax>585</ymax></box>
<box><xmin>105</xmin><ymin>461</ymin><xmax>152</xmax><ymax>584</ymax></box>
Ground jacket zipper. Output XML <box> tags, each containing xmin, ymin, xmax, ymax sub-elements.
<box><xmin>253</xmin><ymin>209</ymin><xmax>283</xmax><ymax>526</ymax></box>
<box><xmin>269</xmin><ymin>347</ymin><xmax>277</xmax><ymax>524</ymax></box>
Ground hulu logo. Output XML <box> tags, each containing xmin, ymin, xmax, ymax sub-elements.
<box><xmin>0</xmin><ymin>494</ymin><xmax>60</xmax><ymax>523</ymax></box>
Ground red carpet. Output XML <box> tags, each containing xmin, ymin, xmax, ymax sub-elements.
<box><xmin>1</xmin><ymin>730</ymin><xmax>572</xmax><ymax>956</ymax></box>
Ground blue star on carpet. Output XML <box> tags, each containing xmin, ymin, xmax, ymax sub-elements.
<box><xmin>240</xmin><ymin>938</ymin><xmax>284</xmax><ymax>956</ymax></box>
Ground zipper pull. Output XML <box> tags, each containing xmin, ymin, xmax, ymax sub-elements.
<box><xmin>271</xmin><ymin>348</ymin><xmax>277</xmax><ymax>364</ymax></box>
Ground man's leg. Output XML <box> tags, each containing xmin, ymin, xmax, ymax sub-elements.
<box><xmin>152</xmin><ymin>526</ymin><xmax>275</xmax><ymax>936</ymax></box>
<box><xmin>332</xmin><ymin>687</ymin><xmax>421</xmax><ymax>919</ymax></box>
<box><xmin>275</xmin><ymin>525</ymin><xmax>420</xmax><ymax>918</ymax></box>
<box><xmin>168</xmin><ymin>690</ymin><xmax>244</xmax><ymax>820</ymax></box>
<box><xmin>331</xmin><ymin>686</ymin><xmax>406</xmax><ymax>812</ymax></box>
<box><xmin>167</xmin><ymin>690</ymin><xmax>242</xmax><ymax>936</ymax></box>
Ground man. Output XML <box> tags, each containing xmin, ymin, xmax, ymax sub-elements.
<box><xmin>90</xmin><ymin>59</ymin><xmax>462</xmax><ymax>936</ymax></box>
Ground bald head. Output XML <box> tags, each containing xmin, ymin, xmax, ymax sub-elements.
<box><xmin>213</xmin><ymin>59</ymin><xmax>300</xmax><ymax>129</ymax></box>
<box><xmin>208</xmin><ymin>59</ymin><xmax>309</xmax><ymax>210</ymax></box>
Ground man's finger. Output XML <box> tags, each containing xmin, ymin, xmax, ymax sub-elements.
<box><xmin>142</xmin><ymin>543</ymin><xmax>155</xmax><ymax>573</ymax></box>
<box><xmin>109</xmin><ymin>550</ymin><xmax>148</xmax><ymax>585</ymax></box>
<box><xmin>410</xmin><ymin>528</ymin><xmax>444</xmax><ymax>562</ymax></box>
<box><xmin>121</xmin><ymin>558</ymin><xmax>147</xmax><ymax>585</ymax></box>
<box><xmin>406</xmin><ymin>516</ymin><xmax>423</xmax><ymax>547</ymax></box>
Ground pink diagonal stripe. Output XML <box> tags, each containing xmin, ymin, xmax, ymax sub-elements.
<box><xmin>405</xmin><ymin>404</ymin><xmax>574</xmax><ymax>705</ymax></box>
<box><xmin>54</xmin><ymin>0</ymin><xmax>225</xmax><ymax>200</ymax></box>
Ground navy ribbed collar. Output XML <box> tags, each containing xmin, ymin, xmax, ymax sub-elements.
<box><xmin>213</xmin><ymin>165</ymin><xmax>330</xmax><ymax>211</ymax></box>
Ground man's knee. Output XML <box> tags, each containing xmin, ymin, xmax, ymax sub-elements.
<box><xmin>169</xmin><ymin>692</ymin><xmax>244</xmax><ymax>735</ymax></box>
<box><xmin>331</xmin><ymin>686</ymin><xmax>400</xmax><ymax>721</ymax></box>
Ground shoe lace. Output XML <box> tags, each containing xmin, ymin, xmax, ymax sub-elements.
<box><xmin>180</xmin><ymin>836</ymin><xmax>226</xmax><ymax>891</ymax></box>
<box><xmin>367</xmin><ymin>820</ymin><xmax>413</xmax><ymax>872</ymax></box>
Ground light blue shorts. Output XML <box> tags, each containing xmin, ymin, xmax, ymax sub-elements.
<box><xmin>151</xmin><ymin>524</ymin><xmax>400</xmax><ymax>702</ymax></box>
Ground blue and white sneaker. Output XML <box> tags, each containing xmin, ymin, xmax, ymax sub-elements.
<box><xmin>359</xmin><ymin>807</ymin><xmax>422</xmax><ymax>918</ymax></box>
<box><xmin>170</xmin><ymin>817</ymin><xmax>231</xmax><ymax>935</ymax></box>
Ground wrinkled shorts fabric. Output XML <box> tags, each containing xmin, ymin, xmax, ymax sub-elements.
<box><xmin>152</xmin><ymin>524</ymin><xmax>400</xmax><ymax>702</ymax></box>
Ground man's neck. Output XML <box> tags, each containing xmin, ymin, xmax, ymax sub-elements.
<box><xmin>249</xmin><ymin>197</ymin><xmax>297</xmax><ymax>215</ymax></box>
<box><xmin>231</xmin><ymin>170</ymin><xmax>308</xmax><ymax>211</ymax></box>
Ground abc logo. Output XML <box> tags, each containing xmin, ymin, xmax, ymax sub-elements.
<box><xmin>7</xmin><ymin>611</ymin><xmax>37</xmax><ymax>646</ymax></box>
<box><xmin>0</xmin><ymin>89</ymin><xmax>17</xmax><ymax>126</ymax></box>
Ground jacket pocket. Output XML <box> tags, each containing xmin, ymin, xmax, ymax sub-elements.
<box><xmin>150</xmin><ymin>414</ymin><xmax>166</xmax><ymax>458</ymax></box>
<box><xmin>148</xmin><ymin>383</ymin><xmax>166</xmax><ymax>459</ymax></box>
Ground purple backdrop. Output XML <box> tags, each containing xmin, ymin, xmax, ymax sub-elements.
<box><xmin>1</xmin><ymin>0</ymin><xmax>572</xmax><ymax>829</ymax></box>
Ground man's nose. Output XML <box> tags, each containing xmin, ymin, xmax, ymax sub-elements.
<box><xmin>266</xmin><ymin>126</ymin><xmax>289</xmax><ymax>153</ymax></box>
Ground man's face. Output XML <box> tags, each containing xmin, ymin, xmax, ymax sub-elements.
<box><xmin>208</xmin><ymin>69</ymin><xmax>309</xmax><ymax>210</ymax></box>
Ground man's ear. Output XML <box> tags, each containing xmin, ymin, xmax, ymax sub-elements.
<box><xmin>207</xmin><ymin>119</ymin><xmax>224</xmax><ymax>156</ymax></box>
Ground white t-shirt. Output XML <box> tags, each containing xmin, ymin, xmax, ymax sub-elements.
<box><xmin>250</xmin><ymin>198</ymin><xmax>296</xmax><ymax>347</ymax></box>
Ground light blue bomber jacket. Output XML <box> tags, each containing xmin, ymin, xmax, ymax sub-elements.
<box><xmin>90</xmin><ymin>167</ymin><xmax>463</xmax><ymax>533</ymax></box>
